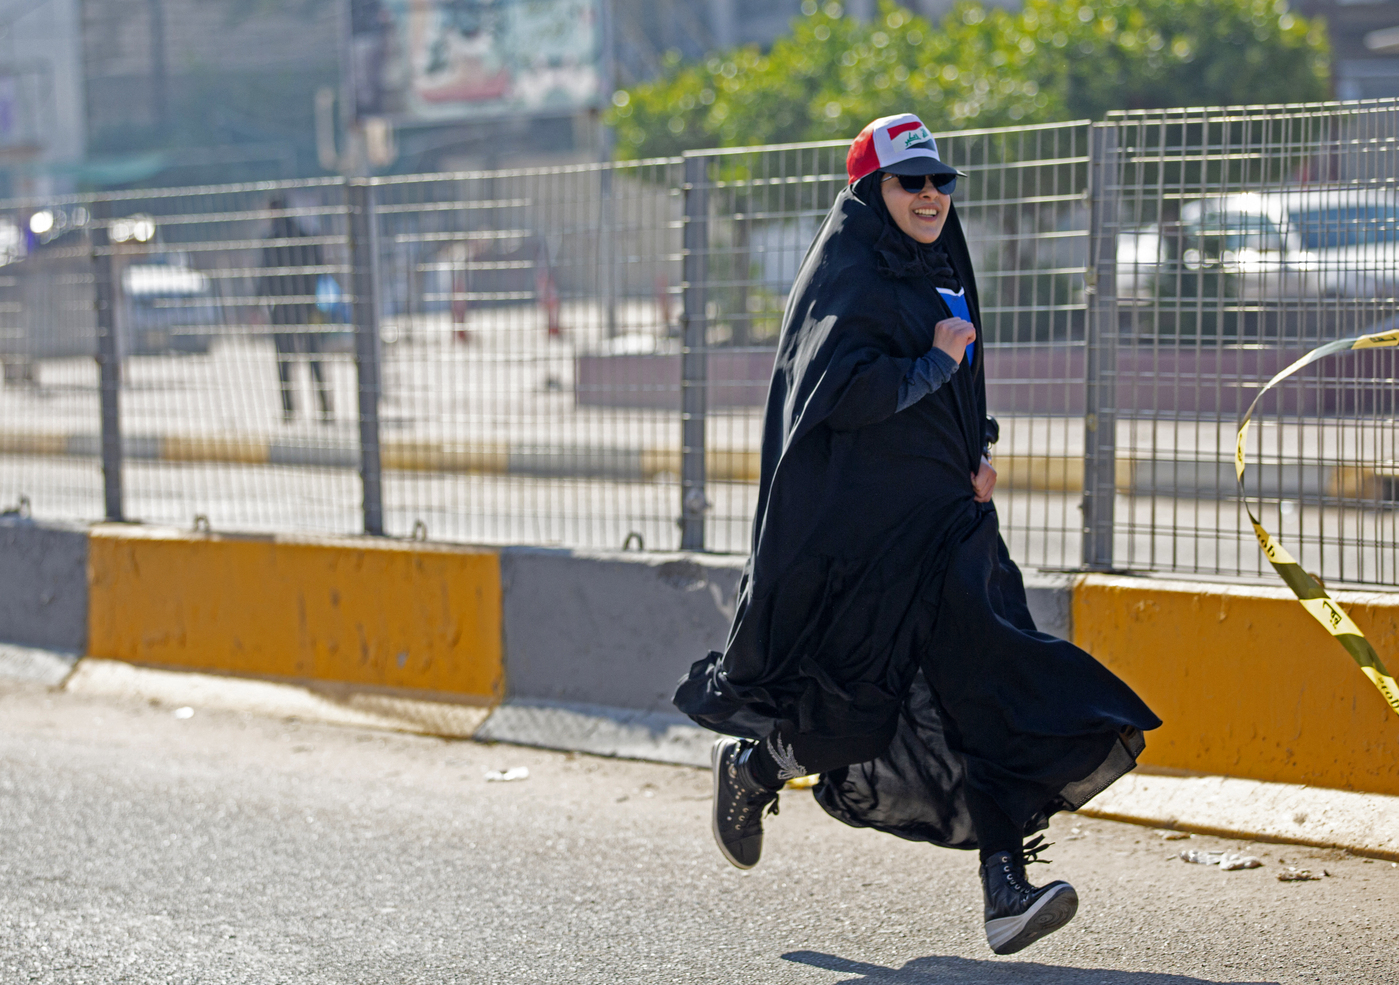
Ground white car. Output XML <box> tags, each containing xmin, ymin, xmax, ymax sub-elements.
<box><xmin>1265</xmin><ymin>188</ymin><xmax>1399</xmax><ymax>299</ymax></box>
<box><xmin>1116</xmin><ymin>188</ymin><xmax>1399</xmax><ymax>306</ymax></box>
<box><xmin>1116</xmin><ymin>193</ymin><xmax>1318</xmax><ymax>301</ymax></box>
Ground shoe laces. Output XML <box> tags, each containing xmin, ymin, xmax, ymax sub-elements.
<box><xmin>726</xmin><ymin>789</ymin><xmax>778</xmax><ymax>832</ymax></box>
<box><xmin>1021</xmin><ymin>834</ymin><xmax>1054</xmax><ymax>866</ymax></box>
<box><xmin>997</xmin><ymin>837</ymin><xmax>1053</xmax><ymax>899</ymax></box>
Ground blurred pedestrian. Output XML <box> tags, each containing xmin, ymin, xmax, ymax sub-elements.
<box><xmin>260</xmin><ymin>194</ymin><xmax>332</xmax><ymax>422</ymax></box>
<box><xmin>674</xmin><ymin>114</ymin><xmax>1161</xmax><ymax>956</ymax></box>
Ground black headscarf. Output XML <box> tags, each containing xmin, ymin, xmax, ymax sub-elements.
<box><xmin>861</xmin><ymin>172</ymin><xmax>962</xmax><ymax>289</ymax></box>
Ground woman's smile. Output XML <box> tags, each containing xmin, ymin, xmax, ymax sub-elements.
<box><xmin>882</xmin><ymin>175</ymin><xmax>951</xmax><ymax>244</ymax></box>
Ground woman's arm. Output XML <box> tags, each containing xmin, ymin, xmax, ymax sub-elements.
<box><xmin>826</xmin><ymin>316</ymin><xmax>978</xmax><ymax>430</ymax></box>
<box><xmin>823</xmin><ymin>351</ymin><xmax>915</xmax><ymax>431</ymax></box>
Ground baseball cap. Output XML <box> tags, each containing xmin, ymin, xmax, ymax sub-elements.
<box><xmin>846</xmin><ymin>113</ymin><xmax>967</xmax><ymax>184</ymax></box>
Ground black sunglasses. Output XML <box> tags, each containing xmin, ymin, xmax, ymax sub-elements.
<box><xmin>889</xmin><ymin>172</ymin><xmax>957</xmax><ymax>195</ymax></box>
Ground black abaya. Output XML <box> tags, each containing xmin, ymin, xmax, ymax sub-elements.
<box><xmin>673</xmin><ymin>173</ymin><xmax>1160</xmax><ymax>849</ymax></box>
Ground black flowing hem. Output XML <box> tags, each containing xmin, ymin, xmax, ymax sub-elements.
<box><xmin>811</xmin><ymin>668</ymin><xmax>1148</xmax><ymax>851</ymax></box>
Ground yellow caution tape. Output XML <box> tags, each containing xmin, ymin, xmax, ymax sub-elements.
<box><xmin>1236</xmin><ymin>328</ymin><xmax>1399</xmax><ymax>715</ymax></box>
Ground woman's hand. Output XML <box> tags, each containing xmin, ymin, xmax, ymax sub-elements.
<box><xmin>971</xmin><ymin>455</ymin><xmax>996</xmax><ymax>503</ymax></box>
<box><xmin>933</xmin><ymin>317</ymin><xmax>976</xmax><ymax>365</ymax></box>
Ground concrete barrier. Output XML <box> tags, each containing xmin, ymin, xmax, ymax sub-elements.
<box><xmin>4</xmin><ymin>517</ymin><xmax>1398</xmax><ymax>840</ymax></box>
<box><xmin>0</xmin><ymin>514</ymin><xmax>88</xmax><ymax>654</ymax></box>
<box><xmin>1074</xmin><ymin>575</ymin><xmax>1399</xmax><ymax>797</ymax></box>
<box><xmin>482</xmin><ymin>547</ymin><xmax>745</xmax><ymax>764</ymax></box>
<box><xmin>499</xmin><ymin>547</ymin><xmax>742</xmax><ymax>712</ymax></box>
<box><xmin>86</xmin><ymin>524</ymin><xmax>503</xmax><ymax>701</ymax></box>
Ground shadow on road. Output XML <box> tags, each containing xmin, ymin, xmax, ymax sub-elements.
<box><xmin>782</xmin><ymin>951</ymin><xmax>1280</xmax><ymax>985</ymax></box>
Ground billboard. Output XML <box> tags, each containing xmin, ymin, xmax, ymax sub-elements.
<box><xmin>353</xmin><ymin>0</ymin><xmax>602</xmax><ymax>125</ymax></box>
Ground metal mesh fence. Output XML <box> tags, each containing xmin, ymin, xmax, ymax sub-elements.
<box><xmin>2</xmin><ymin>100</ymin><xmax>1398</xmax><ymax>588</ymax></box>
<box><xmin>0</xmin><ymin>180</ymin><xmax>363</xmax><ymax>534</ymax></box>
<box><xmin>0</xmin><ymin>196</ymin><xmax>103</xmax><ymax>522</ymax></box>
<box><xmin>370</xmin><ymin>159</ymin><xmax>685</xmax><ymax>548</ymax></box>
<box><xmin>1099</xmin><ymin>101</ymin><xmax>1399</xmax><ymax>586</ymax></box>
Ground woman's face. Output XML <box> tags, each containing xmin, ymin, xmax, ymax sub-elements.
<box><xmin>880</xmin><ymin>173</ymin><xmax>951</xmax><ymax>244</ymax></box>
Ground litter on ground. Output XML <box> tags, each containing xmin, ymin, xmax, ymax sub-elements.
<box><xmin>1178</xmin><ymin>849</ymin><xmax>1262</xmax><ymax>870</ymax></box>
<box><xmin>484</xmin><ymin>767</ymin><xmax>530</xmax><ymax>782</ymax></box>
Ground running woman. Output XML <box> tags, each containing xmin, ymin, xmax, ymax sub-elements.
<box><xmin>674</xmin><ymin>113</ymin><xmax>1161</xmax><ymax>956</ymax></box>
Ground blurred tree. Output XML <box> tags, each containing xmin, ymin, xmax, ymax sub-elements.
<box><xmin>609</xmin><ymin>0</ymin><xmax>1329</xmax><ymax>158</ymax></box>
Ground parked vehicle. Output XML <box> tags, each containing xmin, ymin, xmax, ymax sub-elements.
<box><xmin>1116</xmin><ymin>193</ymin><xmax>1318</xmax><ymax>302</ymax></box>
<box><xmin>121</xmin><ymin>253</ymin><xmax>221</xmax><ymax>355</ymax></box>
<box><xmin>1267</xmin><ymin>188</ymin><xmax>1399</xmax><ymax>300</ymax></box>
<box><xmin>1116</xmin><ymin>188</ymin><xmax>1399</xmax><ymax>306</ymax></box>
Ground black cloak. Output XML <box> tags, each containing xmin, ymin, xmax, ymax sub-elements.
<box><xmin>674</xmin><ymin>174</ymin><xmax>1161</xmax><ymax>849</ymax></box>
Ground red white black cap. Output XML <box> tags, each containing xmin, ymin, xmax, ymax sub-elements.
<box><xmin>846</xmin><ymin>113</ymin><xmax>966</xmax><ymax>184</ymax></box>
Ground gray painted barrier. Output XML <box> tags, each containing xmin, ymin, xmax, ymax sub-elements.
<box><xmin>488</xmin><ymin>548</ymin><xmax>1075</xmax><ymax>764</ymax></box>
<box><xmin>489</xmin><ymin>547</ymin><xmax>746</xmax><ymax>763</ymax></box>
<box><xmin>0</xmin><ymin>515</ymin><xmax>88</xmax><ymax>654</ymax></box>
<box><xmin>499</xmin><ymin>547</ymin><xmax>744</xmax><ymax>712</ymax></box>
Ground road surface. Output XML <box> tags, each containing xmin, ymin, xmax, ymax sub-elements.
<box><xmin>2</xmin><ymin>677</ymin><xmax>1396</xmax><ymax>984</ymax></box>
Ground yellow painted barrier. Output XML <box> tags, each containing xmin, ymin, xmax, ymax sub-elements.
<box><xmin>161</xmin><ymin>434</ymin><xmax>270</xmax><ymax>465</ymax></box>
<box><xmin>382</xmin><ymin>441</ymin><xmax>509</xmax><ymax>474</ymax></box>
<box><xmin>639</xmin><ymin>447</ymin><xmax>762</xmax><ymax>483</ymax></box>
<box><xmin>88</xmin><ymin>525</ymin><xmax>503</xmax><ymax>701</ymax></box>
<box><xmin>0</xmin><ymin>431</ymin><xmax>67</xmax><ymax>456</ymax></box>
<box><xmin>1074</xmin><ymin>575</ymin><xmax>1399</xmax><ymax>796</ymax></box>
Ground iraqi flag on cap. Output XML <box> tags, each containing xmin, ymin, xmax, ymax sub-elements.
<box><xmin>846</xmin><ymin>113</ymin><xmax>967</xmax><ymax>184</ymax></box>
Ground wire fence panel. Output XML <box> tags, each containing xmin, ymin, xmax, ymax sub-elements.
<box><xmin>371</xmin><ymin>159</ymin><xmax>686</xmax><ymax>549</ymax></box>
<box><xmin>0</xmin><ymin>199</ymin><xmax>103</xmax><ymax>522</ymax></box>
<box><xmin>679</xmin><ymin>142</ymin><xmax>848</xmax><ymax>553</ymax></box>
<box><xmin>0</xmin><ymin>181</ymin><xmax>366</xmax><ymax>533</ymax></box>
<box><xmin>1106</xmin><ymin>101</ymin><xmax>1399</xmax><ymax>586</ymax></box>
<box><xmin>0</xmin><ymin>198</ymin><xmax>102</xmax><ymax>523</ymax></box>
<box><xmin>3</xmin><ymin>99</ymin><xmax>1399</xmax><ymax>587</ymax></box>
<box><xmin>100</xmin><ymin>180</ymin><xmax>362</xmax><ymax>534</ymax></box>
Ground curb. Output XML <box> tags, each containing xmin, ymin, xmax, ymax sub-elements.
<box><xmin>3</xmin><ymin>519</ymin><xmax>1398</xmax><ymax>856</ymax></box>
<box><xmin>0</xmin><ymin>642</ymin><xmax>80</xmax><ymax>687</ymax></box>
<box><xmin>0</xmin><ymin>430</ymin><xmax>764</xmax><ymax>483</ymax></box>
<box><xmin>6</xmin><ymin>429</ymin><xmax>1394</xmax><ymax>494</ymax></box>
<box><xmin>475</xmin><ymin>699</ymin><xmax>712</xmax><ymax>767</ymax></box>
<box><xmin>10</xmin><ymin>654</ymin><xmax>1395</xmax><ymax>862</ymax></box>
<box><xmin>1079</xmin><ymin>771</ymin><xmax>1399</xmax><ymax>862</ymax></box>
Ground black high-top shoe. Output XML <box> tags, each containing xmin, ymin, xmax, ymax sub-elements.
<box><xmin>711</xmin><ymin>737</ymin><xmax>779</xmax><ymax>869</ymax></box>
<box><xmin>980</xmin><ymin>837</ymin><xmax>1078</xmax><ymax>955</ymax></box>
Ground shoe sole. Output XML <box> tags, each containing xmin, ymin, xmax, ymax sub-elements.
<box><xmin>985</xmin><ymin>883</ymin><xmax>1078</xmax><ymax>955</ymax></box>
<box><xmin>710</xmin><ymin>738</ymin><xmax>756</xmax><ymax>870</ymax></box>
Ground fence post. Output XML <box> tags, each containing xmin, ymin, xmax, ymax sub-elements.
<box><xmin>680</xmin><ymin>154</ymin><xmax>709</xmax><ymax>551</ymax></box>
<box><xmin>91</xmin><ymin>199</ymin><xmax>123</xmax><ymax>522</ymax></box>
<box><xmin>347</xmin><ymin>179</ymin><xmax>385</xmax><ymax>537</ymax></box>
<box><xmin>1082</xmin><ymin>123</ymin><xmax>1120</xmax><ymax>570</ymax></box>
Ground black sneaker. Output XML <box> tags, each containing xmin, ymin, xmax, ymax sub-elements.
<box><xmin>710</xmin><ymin>737</ymin><xmax>779</xmax><ymax>869</ymax></box>
<box><xmin>980</xmin><ymin>839</ymin><xmax>1078</xmax><ymax>955</ymax></box>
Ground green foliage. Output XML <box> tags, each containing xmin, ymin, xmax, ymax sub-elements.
<box><xmin>1009</xmin><ymin>0</ymin><xmax>1329</xmax><ymax>121</ymax></box>
<box><xmin>609</xmin><ymin>0</ymin><xmax>1329</xmax><ymax>158</ymax></box>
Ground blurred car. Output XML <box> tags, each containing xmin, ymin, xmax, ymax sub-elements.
<box><xmin>121</xmin><ymin>253</ymin><xmax>221</xmax><ymax>355</ymax></box>
<box><xmin>1266</xmin><ymin>188</ymin><xmax>1399</xmax><ymax>299</ymax></box>
<box><xmin>1116</xmin><ymin>187</ymin><xmax>1399</xmax><ymax>305</ymax></box>
<box><xmin>1116</xmin><ymin>193</ymin><xmax>1318</xmax><ymax>302</ymax></box>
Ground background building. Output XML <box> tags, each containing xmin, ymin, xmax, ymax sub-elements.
<box><xmin>1300</xmin><ymin>0</ymin><xmax>1399</xmax><ymax>101</ymax></box>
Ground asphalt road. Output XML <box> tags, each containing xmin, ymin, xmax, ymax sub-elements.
<box><xmin>2</xmin><ymin>678</ymin><xmax>1397</xmax><ymax>985</ymax></box>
